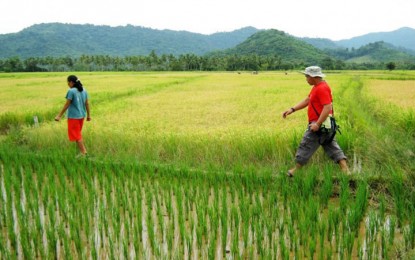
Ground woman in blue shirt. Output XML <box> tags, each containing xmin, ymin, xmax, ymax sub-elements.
<box><xmin>55</xmin><ymin>75</ymin><xmax>91</xmax><ymax>157</ymax></box>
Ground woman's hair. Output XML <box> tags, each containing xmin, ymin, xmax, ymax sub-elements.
<box><xmin>67</xmin><ymin>75</ymin><xmax>83</xmax><ymax>92</ymax></box>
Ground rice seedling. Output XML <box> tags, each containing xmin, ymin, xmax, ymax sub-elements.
<box><xmin>409</xmin><ymin>214</ymin><xmax>415</xmax><ymax>249</ymax></box>
<box><xmin>220</xmin><ymin>188</ymin><xmax>229</xmax><ymax>257</ymax></box>
<box><xmin>390</xmin><ymin>172</ymin><xmax>405</xmax><ymax>229</ymax></box>
<box><xmin>339</xmin><ymin>175</ymin><xmax>350</xmax><ymax>215</ymax></box>
<box><xmin>318</xmin><ymin>220</ymin><xmax>326</xmax><ymax>259</ymax></box>
<box><xmin>279</xmin><ymin>233</ymin><xmax>289</xmax><ymax>260</ymax></box>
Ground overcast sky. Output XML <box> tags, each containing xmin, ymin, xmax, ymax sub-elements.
<box><xmin>2</xmin><ymin>0</ymin><xmax>414</xmax><ymax>40</ymax></box>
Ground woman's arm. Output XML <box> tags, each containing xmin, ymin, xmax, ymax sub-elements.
<box><xmin>85</xmin><ymin>99</ymin><xmax>91</xmax><ymax>121</ymax></box>
<box><xmin>55</xmin><ymin>99</ymin><xmax>71</xmax><ymax>121</ymax></box>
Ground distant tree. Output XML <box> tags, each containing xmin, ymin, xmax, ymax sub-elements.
<box><xmin>24</xmin><ymin>57</ymin><xmax>42</xmax><ymax>72</ymax></box>
<box><xmin>2</xmin><ymin>57</ymin><xmax>23</xmax><ymax>72</ymax></box>
<box><xmin>147</xmin><ymin>50</ymin><xmax>159</xmax><ymax>68</ymax></box>
<box><xmin>334</xmin><ymin>60</ymin><xmax>346</xmax><ymax>70</ymax></box>
<box><xmin>321</xmin><ymin>57</ymin><xmax>335</xmax><ymax>70</ymax></box>
<box><xmin>386</xmin><ymin>62</ymin><xmax>396</xmax><ymax>71</ymax></box>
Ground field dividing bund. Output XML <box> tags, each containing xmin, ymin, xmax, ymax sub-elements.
<box><xmin>0</xmin><ymin>71</ymin><xmax>414</xmax><ymax>258</ymax></box>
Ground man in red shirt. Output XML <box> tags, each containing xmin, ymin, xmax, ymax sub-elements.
<box><xmin>282</xmin><ymin>66</ymin><xmax>349</xmax><ymax>176</ymax></box>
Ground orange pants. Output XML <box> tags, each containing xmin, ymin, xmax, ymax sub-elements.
<box><xmin>67</xmin><ymin>118</ymin><xmax>84</xmax><ymax>141</ymax></box>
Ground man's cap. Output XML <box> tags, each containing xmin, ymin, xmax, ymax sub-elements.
<box><xmin>301</xmin><ymin>66</ymin><xmax>325</xmax><ymax>78</ymax></box>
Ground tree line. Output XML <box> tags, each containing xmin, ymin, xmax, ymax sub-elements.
<box><xmin>0</xmin><ymin>52</ymin><xmax>412</xmax><ymax>72</ymax></box>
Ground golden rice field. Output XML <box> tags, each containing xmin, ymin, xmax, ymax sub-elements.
<box><xmin>0</xmin><ymin>71</ymin><xmax>414</xmax><ymax>259</ymax></box>
<box><xmin>366</xmin><ymin>80</ymin><xmax>415</xmax><ymax>109</ymax></box>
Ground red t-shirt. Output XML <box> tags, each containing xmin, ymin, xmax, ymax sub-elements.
<box><xmin>308</xmin><ymin>81</ymin><xmax>333</xmax><ymax>122</ymax></box>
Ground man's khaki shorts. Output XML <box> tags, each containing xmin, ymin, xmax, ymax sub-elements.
<box><xmin>295</xmin><ymin>128</ymin><xmax>347</xmax><ymax>166</ymax></box>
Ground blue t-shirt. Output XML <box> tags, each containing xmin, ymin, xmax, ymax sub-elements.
<box><xmin>65</xmin><ymin>88</ymin><xmax>89</xmax><ymax>119</ymax></box>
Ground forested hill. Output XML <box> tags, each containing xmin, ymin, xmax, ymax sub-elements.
<box><xmin>301</xmin><ymin>27</ymin><xmax>415</xmax><ymax>53</ymax></box>
<box><xmin>325</xmin><ymin>41</ymin><xmax>415</xmax><ymax>63</ymax></box>
<box><xmin>220</xmin><ymin>29</ymin><xmax>331</xmax><ymax>64</ymax></box>
<box><xmin>336</xmin><ymin>27</ymin><xmax>415</xmax><ymax>51</ymax></box>
<box><xmin>0</xmin><ymin>23</ymin><xmax>259</xmax><ymax>59</ymax></box>
<box><xmin>217</xmin><ymin>29</ymin><xmax>415</xmax><ymax>66</ymax></box>
<box><xmin>1</xmin><ymin>23</ymin><xmax>415</xmax><ymax>68</ymax></box>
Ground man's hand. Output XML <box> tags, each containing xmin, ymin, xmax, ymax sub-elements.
<box><xmin>282</xmin><ymin>108</ymin><xmax>295</xmax><ymax>118</ymax></box>
<box><xmin>309</xmin><ymin>122</ymin><xmax>320</xmax><ymax>132</ymax></box>
<box><xmin>54</xmin><ymin>115</ymin><xmax>61</xmax><ymax>121</ymax></box>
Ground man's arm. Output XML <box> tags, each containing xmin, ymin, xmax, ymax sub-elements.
<box><xmin>309</xmin><ymin>103</ymin><xmax>332</xmax><ymax>132</ymax></box>
<box><xmin>282</xmin><ymin>97</ymin><xmax>309</xmax><ymax>118</ymax></box>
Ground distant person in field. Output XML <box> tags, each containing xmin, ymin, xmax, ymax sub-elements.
<box><xmin>282</xmin><ymin>66</ymin><xmax>349</xmax><ymax>176</ymax></box>
<box><xmin>55</xmin><ymin>75</ymin><xmax>91</xmax><ymax>157</ymax></box>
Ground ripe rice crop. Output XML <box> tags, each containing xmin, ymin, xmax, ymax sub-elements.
<box><xmin>366</xmin><ymin>79</ymin><xmax>415</xmax><ymax>109</ymax></box>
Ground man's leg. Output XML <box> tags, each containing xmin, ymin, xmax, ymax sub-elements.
<box><xmin>288</xmin><ymin>163</ymin><xmax>302</xmax><ymax>176</ymax></box>
<box><xmin>338</xmin><ymin>159</ymin><xmax>349</xmax><ymax>173</ymax></box>
<box><xmin>288</xmin><ymin>130</ymin><xmax>320</xmax><ymax>176</ymax></box>
<box><xmin>323</xmin><ymin>138</ymin><xmax>349</xmax><ymax>173</ymax></box>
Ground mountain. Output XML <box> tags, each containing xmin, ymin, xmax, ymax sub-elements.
<box><xmin>220</xmin><ymin>30</ymin><xmax>415</xmax><ymax>65</ymax></box>
<box><xmin>1</xmin><ymin>23</ymin><xmax>414</xmax><ymax>66</ymax></box>
<box><xmin>301</xmin><ymin>27</ymin><xmax>415</xmax><ymax>55</ymax></box>
<box><xmin>300</xmin><ymin>37</ymin><xmax>340</xmax><ymax>50</ymax></box>
<box><xmin>0</xmin><ymin>23</ymin><xmax>259</xmax><ymax>59</ymax></box>
<box><xmin>326</xmin><ymin>41</ymin><xmax>415</xmax><ymax>63</ymax></box>
<box><xmin>336</xmin><ymin>27</ymin><xmax>415</xmax><ymax>51</ymax></box>
<box><xmin>347</xmin><ymin>42</ymin><xmax>413</xmax><ymax>63</ymax></box>
<box><xmin>299</xmin><ymin>27</ymin><xmax>415</xmax><ymax>63</ymax></box>
<box><xmin>222</xmin><ymin>29</ymin><xmax>331</xmax><ymax>64</ymax></box>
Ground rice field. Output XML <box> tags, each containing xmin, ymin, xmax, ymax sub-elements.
<box><xmin>0</xmin><ymin>71</ymin><xmax>414</xmax><ymax>259</ymax></box>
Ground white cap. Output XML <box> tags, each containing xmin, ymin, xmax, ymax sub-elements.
<box><xmin>301</xmin><ymin>66</ymin><xmax>325</xmax><ymax>78</ymax></box>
